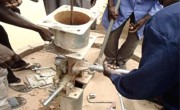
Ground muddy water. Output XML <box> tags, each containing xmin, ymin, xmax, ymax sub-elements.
<box><xmin>54</xmin><ymin>11</ymin><xmax>90</xmax><ymax>25</ymax></box>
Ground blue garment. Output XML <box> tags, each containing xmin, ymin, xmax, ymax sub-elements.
<box><xmin>102</xmin><ymin>0</ymin><xmax>163</xmax><ymax>39</ymax></box>
<box><xmin>109</xmin><ymin>2</ymin><xmax>180</xmax><ymax>110</ymax></box>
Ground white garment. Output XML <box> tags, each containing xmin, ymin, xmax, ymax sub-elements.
<box><xmin>0</xmin><ymin>68</ymin><xmax>11</xmax><ymax>110</ymax></box>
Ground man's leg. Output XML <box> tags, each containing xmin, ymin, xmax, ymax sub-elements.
<box><xmin>0</xmin><ymin>25</ymin><xmax>20</xmax><ymax>83</ymax></box>
<box><xmin>0</xmin><ymin>68</ymin><xmax>12</xmax><ymax>110</ymax></box>
<box><xmin>7</xmin><ymin>68</ymin><xmax>20</xmax><ymax>84</ymax></box>
<box><xmin>116</xmin><ymin>13</ymin><xmax>140</xmax><ymax>69</ymax></box>
<box><xmin>43</xmin><ymin>0</ymin><xmax>58</xmax><ymax>15</ymax></box>
<box><xmin>0</xmin><ymin>25</ymin><xmax>29</xmax><ymax>72</ymax></box>
<box><xmin>116</xmin><ymin>32</ymin><xmax>139</xmax><ymax>68</ymax></box>
<box><xmin>104</xmin><ymin>22</ymin><xmax>126</xmax><ymax>63</ymax></box>
<box><xmin>0</xmin><ymin>25</ymin><xmax>13</xmax><ymax>50</ymax></box>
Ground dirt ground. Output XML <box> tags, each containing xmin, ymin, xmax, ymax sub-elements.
<box><xmin>9</xmin><ymin>48</ymin><xmax>162</xmax><ymax>110</ymax></box>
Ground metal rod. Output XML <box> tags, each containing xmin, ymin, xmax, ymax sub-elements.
<box><xmin>97</xmin><ymin>0</ymin><xmax>121</xmax><ymax>58</ymax></box>
<box><xmin>31</xmin><ymin>67</ymin><xmax>51</xmax><ymax>71</ymax></box>
<box><xmin>118</xmin><ymin>93</ymin><xmax>126</xmax><ymax>110</ymax></box>
<box><xmin>88</xmin><ymin>64</ymin><xmax>130</xmax><ymax>74</ymax></box>
<box><xmin>70</xmin><ymin>0</ymin><xmax>74</xmax><ymax>25</ymax></box>
<box><xmin>43</xmin><ymin>85</ymin><xmax>65</xmax><ymax>106</ymax></box>
<box><xmin>87</xmin><ymin>95</ymin><xmax>113</xmax><ymax>103</ymax></box>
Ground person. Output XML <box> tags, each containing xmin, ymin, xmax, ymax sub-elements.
<box><xmin>103</xmin><ymin>0</ymin><xmax>179</xmax><ymax>109</ymax></box>
<box><xmin>0</xmin><ymin>0</ymin><xmax>53</xmax><ymax>92</ymax></box>
<box><xmin>43</xmin><ymin>0</ymin><xmax>92</xmax><ymax>15</ymax></box>
<box><xmin>0</xmin><ymin>0</ymin><xmax>53</xmax><ymax>109</ymax></box>
<box><xmin>102</xmin><ymin>0</ymin><xmax>163</xmax><ymax>69</ymax></box>
<box><xmin>0</xmin><ymin>44</ymin><xmax>21</xmax><ymax>110</ymax></box>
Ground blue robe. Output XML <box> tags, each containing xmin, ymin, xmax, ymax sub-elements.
<box><xmin>109</xmin><ymin>2</ymin><xmax>180</xmax><ymax>110</ymax></box>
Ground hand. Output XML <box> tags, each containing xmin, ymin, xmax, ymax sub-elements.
<box><xmin>103</xmin><ymin>61</ymin><xmax>120</xmax><ymax>77</ymax></box>
<box><xmin>90</xmin><ymin>0</ymin><xmax>96</xmax><ymax>6</ymax></box>
<box><xmin>129</xmin><ymin>20</ymin><xmax>145</xmax><ymax>33</ymax></box>
<box><xmin>0</xmin><ymin>44</ymin><xmax>19</xmax><ymax>68</ymax></box>
<box><xmin>108</xmin><ymin>6</ymin><xmax>118</xmax><ymax>21</ymax></box>
<box><xmin>38</xmin><ymin>27</ymin><xmax>54</xmax><ymax>41</ymax></box>
<box><xmin>1</xmin><ymin>0</ymin><xmax>22</xmax><ymax>8</ymax></box>
<box><xmin>129</xmin><ymin>14</ymin><xmax>151</xmax><ymax>33</ymax></box>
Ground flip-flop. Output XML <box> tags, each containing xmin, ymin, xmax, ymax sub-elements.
<box><xmin>11</xmin><ymin>62</ymin><xmax>30</xmax><ymax>71</ymax></box>
<box><xmin>12</xmin><ymin>63</ymin><xmax>41</xmax><ymax>71</ymax></box>
<box><xmin>25</xmin><ymin>63</ymin><xmax>41</xmax><ymax>70</ymax></box>
<box><xmin>9</xmin><ymin>82</ymin><xmax>32</xmax><ymax>93</ymax></box>
<box><xmin>8</xmin><ymin>97</ymin><xmax>26</xmax><ymax>109</ymax></box>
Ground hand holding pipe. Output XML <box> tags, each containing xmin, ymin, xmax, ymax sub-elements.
<box><xmin>95</xmin><ymin>0</ymin><xmax>121</xmax><ymax>63</ymax></box>
<box><xmin>88</xmin><ymin>64</ymin><xmax>130</xmax><ymax>74</ymax></box>
<box><xmin>42</xmin><ymin>63</ymin><xmax>129</xmax><ymax>106</ymax></box>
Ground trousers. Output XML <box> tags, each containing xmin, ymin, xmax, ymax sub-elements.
<box><xmin>104</xmin><ymin>13</ymin><xmax>140</xmax><ymax>64</ymax></box>
<box><xmin>43</xmin><ymin>0</ymin><xmax>91</xmax><ymax>15</ymax></box>
<box><xmin>0</xmin><ymin>68</ymin><xmax>11</xmax><ymax>110</ymax></box>
<box><xmin>0</xmin><ymin>25</ymin><xmax>18</xmax><ymax>82</ymax></box>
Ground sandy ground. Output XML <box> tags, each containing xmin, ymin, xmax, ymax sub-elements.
<box><xmin>1</xmin><ymin>0</ymin><xmax>162</xmax><ymax>110</ymax></box>
<box><xmin>10</xmin><ymin>49</ymin><xmax>162</xmax><ymax>110</ymax></box>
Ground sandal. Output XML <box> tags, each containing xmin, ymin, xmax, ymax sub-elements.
<box><xmin>10</xmin><ymin>60</ymin><xmax>30</xmax><ymax>71</ymax></box>
<box><xmin>105</xmin><ymin>60</ymin><xmax>120</xmax><ymax>70</ymax></box>
<box><xmin>9</xmin><ymin>81</ymin><xmax>32</xmax><ymax>93</ymax></box>
<box><xmin>116</xmin><ymin>62</ymin><xmax>127</xmax><ymax>69</ymax></box>
<box><xmin>25</xmin><ymin>63</ymin><xmax>41</xmax><ymax>70</ymax></box>
<box><xmin>8</xmin><ymin>97</ymin><xmax>26</xmax><ymax>109</ymax></box>
<box><xmin>11</xmin><ymin>63</ymin><xmax>41</xmax><ymax>71</ymax></box>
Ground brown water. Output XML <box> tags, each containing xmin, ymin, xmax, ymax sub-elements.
<box><xmin>54</xmin><ymin>11</ymin><xmax>90</xmax><ymax>25</ymax></box>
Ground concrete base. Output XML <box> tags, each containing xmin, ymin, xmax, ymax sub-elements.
<box><xmin>60</xmin><ymin>89</ymin><xmax>83</xmax><ymax>110</ymax></box>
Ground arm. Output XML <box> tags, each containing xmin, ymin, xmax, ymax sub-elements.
<box><xmin>148</xmin><ymin>0</ymin><xmax>163</xmax><ymax>16</ymax></box>
<box><xmin>0</xmin><ymin>44</ymin><xmax>19</xmax><ymax>68</ymax></box>
<box><xmin>129</xmin><ymin>14</ymin><xmax>151</xmax><ymax>33</ymax></box>
<box><xmin>129</xmin><ymin>1</ymin><xmax>163</xmax><ymax>33</ymax></box>
<box><xmin>0</xmin><ymin>4</ymin><xmax>53</xmax><ymax>41</ymax></box>
<box><xmin>104</xmin><ymin>22</ymin><xmax>178</xmax><ymax>99</ymax></box>
<box><xmin>107</xmin><ymin>0</ymin><xmax>118</xmax><ymax>20</ymax></box>
<box><xmin>0</xmin><ymin>0</ymin><xmax>22</xmax><ymax>8</ymax></box>
<box><xmin>90</xmin><ymin>0</ymin><xmax>96</xmax><ymax>6</ymax></box>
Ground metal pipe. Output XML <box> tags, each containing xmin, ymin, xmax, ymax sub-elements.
<box><xmin>98</xmin><ymin>0</ymin><xmax>121</xmax><ymax>58</ymax></box>
<box><xmin>70</xmin><ymin>0</ymin><xmax>74</xmax><ymax>25</ymax></box>
<box><xmin>43</xmin><ymin>85</ymin><xmax>65</xmax><ymax>106</ymax></box>
<box><xmin>88</xmin><ymin>64</ymin><xmax>130</xmax><ymax>74</ymax></box>
<box><xmin>118</xmin><ymin>93</ymin><xmax>126</xmax><ymax>110</ymax></box>
<box><xmin>87</xmin><ymin>94</ymin><xmax>113</xmax><ymax>103</ymax></box>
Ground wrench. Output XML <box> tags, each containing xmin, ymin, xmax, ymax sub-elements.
<box><xmin>87</xmin><ymin>93</ymin><xmax>113</xmax><ymax>103</ymax></box>
<box><xmin>87</xmin><ymin>93</ymin><xmax>117</xmax><ymax>110</ymax></box>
